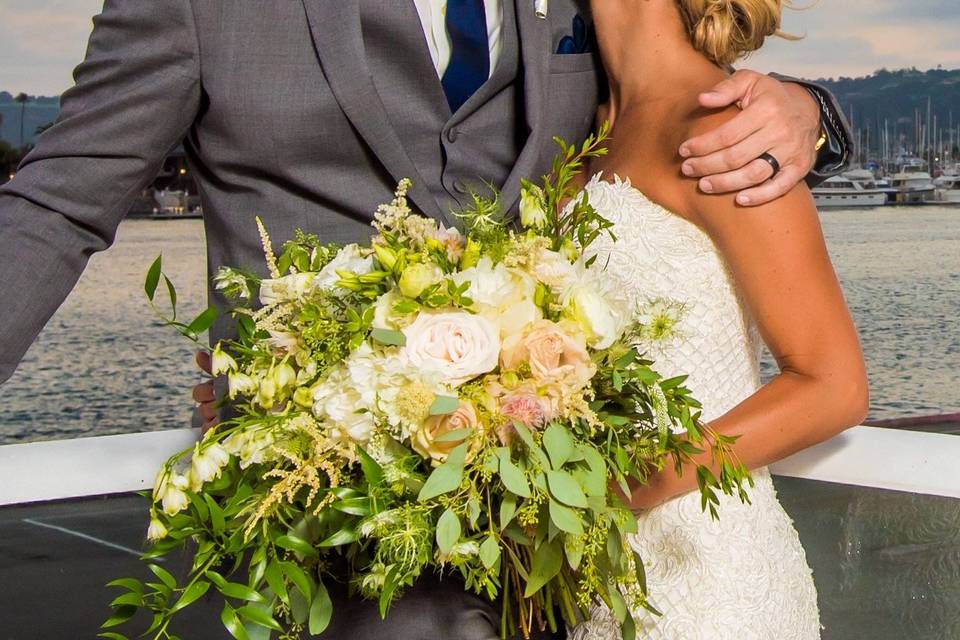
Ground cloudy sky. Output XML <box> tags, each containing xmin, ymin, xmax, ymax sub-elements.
<box><xmin>1</xmin><ymin>0</ymin><xmax>959</xmax><ymax>95</ymax></box>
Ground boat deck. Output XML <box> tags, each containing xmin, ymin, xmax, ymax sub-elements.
<box><xmin>4</xmin><ymin>475</ymin><xmax>960</xmax><ymax>639</ymax></box>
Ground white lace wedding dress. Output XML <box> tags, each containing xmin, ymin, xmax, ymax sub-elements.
<box><xmin>569</xmin><ymin>174</ymin><xmax>821</xmax><ymax>640</ymax></box>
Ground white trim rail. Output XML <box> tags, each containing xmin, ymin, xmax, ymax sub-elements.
<box><xmin>0</xmin><ymin>425</ymin><xmax>958</xmax><ymax>506</ymax></box>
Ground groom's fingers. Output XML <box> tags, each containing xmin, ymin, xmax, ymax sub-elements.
<box><xmin>735</xmin><ymin>164</ymin><xmax>807</xmax><ymax>206</ymax></box>
<box><xmin>679</xmin><ymin>108</ymin><xmax>764</xmax><ymax>163</ymax></box>
<box><xmin>696</xmin><ymin>69</ymin><xmax>762</xmax><ymax>110</ymax></box>
<box><xmin>681</xmin><ymin>130</ymin><xmax>769</xmax><ymax>184</ymax></box>
<box><xmin>193</xmin><ymin>380</ymin><xmax>215</xmax><ymax>404</ymax></box>
<box><xmin>195</xmin><ymin>350</ymin><xmax>212</xmax><ymax>375</ymax></box>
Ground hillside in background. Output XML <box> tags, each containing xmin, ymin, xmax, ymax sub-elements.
<box><xmin>817</xmin><ymin>69</ymin><xmax>960</xmax><ymax>133</ymax></box>
<box><xmin>3</xmin><ymin>67</ymin><xmax>960</xmax><ymax>155</ymax></box>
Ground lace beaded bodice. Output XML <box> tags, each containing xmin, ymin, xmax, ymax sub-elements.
<box><xmin>569</xmin><ymin>175</ymin><xmax>821</xmax><ymax>640</ymax></box>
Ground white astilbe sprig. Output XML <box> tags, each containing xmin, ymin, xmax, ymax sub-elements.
<box><xmin>256</xmin><ymin>216</ymin><xmax>281</xmax><ymax>278</ymax></box>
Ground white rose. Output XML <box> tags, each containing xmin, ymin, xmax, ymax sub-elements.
<box><xmin>401</xmin><ymin>311</ymin><xmax>500</xmax><ymax>386</ymax></box>
<box><xmin>315</xmin><ymin>244</ymin><xmax>374</xmax><ymax>291</ymax></box>
<box><xmin>259</xmin><ymin>272</ymin><xmax>316</xmax><ymax>306</ymax></box>
<box><xmin>372</xmin><ymin>290</ymin><xmax>403</xmax><ymax>330</ymax></box>
<box><xmin>452</xmin><ymin>257</ymin><xmax>541</xmax><ymax>336</ymax></box>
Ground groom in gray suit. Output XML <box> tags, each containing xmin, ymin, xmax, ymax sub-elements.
<box><xmin>0</xmin><ymin>0</ymin><xmax>849</xmax><ymax>637</ymax></box>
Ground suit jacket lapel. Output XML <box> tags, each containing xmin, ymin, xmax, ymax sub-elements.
<box><xmin>500</xmin><ymin>0</ymin><xmax>551</xmax><ymax>214</ymax></box>
<box><xmin>301</xmin><ymin>0</ymin><xmax>444</xmax><ymax>221</ymax></box>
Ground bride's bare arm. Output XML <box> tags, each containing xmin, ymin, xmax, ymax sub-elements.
<box><xmin>627</xmin><ymin>173</ymin><xmax>869</xmax><ymax>511</ymax></box>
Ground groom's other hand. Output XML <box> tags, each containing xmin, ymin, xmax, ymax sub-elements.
<box><xmin>194</xmin><ymin>351</ymin><xmax>219</xmax><ymax>433</ymax></box>
<box><xmin>678</xmin><ymin>69</ymin><xmax>821</xmax><ymax>206</ymax></box>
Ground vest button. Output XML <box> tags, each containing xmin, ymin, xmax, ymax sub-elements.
<box><xmin>453</xmin><ymin>180</ymin><xmax>469</xmax><ymax>194</ymax></box>
<box><xmin>446</xmin><ymin>128</ymin><xmax>460</xmax><ymax>143</ymax></box>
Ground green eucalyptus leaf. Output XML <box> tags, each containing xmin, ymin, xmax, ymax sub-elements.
<box><xmin>548</xmin><ymin>499</ymin><xmax>584</xmax><ymax>535</ymax></box>
<box><xmin>523</xmin><ymin>538</ymin><xmax>563</xmax><ymax>597</ymax></box>
<box><xmin>417</xmin><ymin>443</ymin><xmax>468</xmax><ymax>501</ymax></box>
<box><xmin>543</xmin><ymin>423</ymin><xmax>574</xmax><ymax>469</ymax></box>
<box><xmin>497</xmin><ymin>450</ymin><xmax>530</xmax><ymax>498</ymax></box>
<box><xmin>429</xmin><ymin>395</ymin><xmax>460</xmax><ymax>416</ymax></box>
<box><xmin>511</xmin><ymin>420</ymin><xmax>536</xmax><ymax>450</ymax></box>
<box><xmin>564</xmin><ymin>533</ymin><xmax>584</xmax><ymax>570</ymax></box>
<box><xmin>434</xmin><ymin>427</ymin><xmax>473</xmax><ymax>443</ymax></box>
<box><xmin>436</xmin><ymin>508</ymin><xmax>461</xmax><ymax>555</ymax></box>
<box><xmin>370</xmin><ymin>328</ymin><xmax>407</xmax><ymax>346</ymax></box>
<box><xmin>499</xmin><ymin>493</ymin><xmax>518</xmax><ymax>530</ymax></box>
<box><xmin>106</xmin><ymin>578</ymin><xmax>144</xmax><ymax>594</ymax></box>
<box><xmin>546</xmin><ymin>470</ymin><xmax>588</xmax><ymax>508</ymax></box>
<box><xmin>480</xmin><ymin>535</ymin><xmax>501</xmax><ymax>570</ymax></box>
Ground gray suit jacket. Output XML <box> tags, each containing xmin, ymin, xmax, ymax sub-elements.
<box><xmin>0</xmin><ymin>0</ymin><xmax>849</xmax><ymax>385</ymax></box>
<box><xmin>0</xmin><ymin>0</ymin><xmax>604</xmax><ymax>383</ymax></box>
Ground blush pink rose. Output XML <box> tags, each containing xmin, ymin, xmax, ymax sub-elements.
<box><xmin>413</xmin><ymin>400</ymin><xmax>478</xmax><ymax>462</ymax></box>
<box><xmin>500</xmin><ymin>320</ymin><xmax>595</xmax><ymax>388</ymax></box>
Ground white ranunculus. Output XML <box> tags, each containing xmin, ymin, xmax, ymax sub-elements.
<box><xmin>401</xmin><ymin>311</ymin><xmax>500</xmax><ymax>386</ymax></box>
<box><xmin>562</xmin><ymin>283</ymin><xmax>628</xmax><ymax>350</ymax></box>
<box><xmin>372</xmin><ymin>290</ymin><xmax>404</xmax><ymax>330</ymax></box>
<box><xmin>452</xmin><ymin>257</ymin><xmax>541</xmax><ymax>336</ymax></box>
<box><xmin>314</xmin><ymin>244</ymin><xmax>374</xmax><ymax>291</ymax></box>
<box><xmin>530</xmin><ymin>248</ymin><xmax>577</xmax><ymax>289</ymax></box>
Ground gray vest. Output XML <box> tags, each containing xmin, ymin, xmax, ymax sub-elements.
<box><xmin>360</xmin><ymin>0</ymin><xmax>526</xmax><ymax>218</ymax></box>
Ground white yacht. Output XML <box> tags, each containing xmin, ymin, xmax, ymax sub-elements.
<box><xmin>934</xmin><ymin>175</ymin><xmax>960</xmax><ymax>203</ymax></box>
<box><xmin>844</xmin><ymin>169</ymin><xmax>899</xmax><ymax>204</ymax></box>
<box><xmin>813</xmin><ymin>175</ymin><xmax>888</xmax><ymax>209</ymax></box>
<box><xmin>890</xmin><ymin>161</ymin><xmax>936</xmax><ymax>204</ymax></box>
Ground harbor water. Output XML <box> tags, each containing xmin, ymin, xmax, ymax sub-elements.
<box><xmin>2</xmin><ymin>207</ymin><xmax>958</xmax><ymax>445</ymax></box>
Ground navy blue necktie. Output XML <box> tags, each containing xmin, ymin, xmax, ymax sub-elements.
<box><xmin>441</xmin><ymin>0</ymin><xmax>490</xmax><ymax>113</ymax></box>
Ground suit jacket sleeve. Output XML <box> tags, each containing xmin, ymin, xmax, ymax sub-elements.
<box><xmin>772</xmin><ymin>73</ymin><xmax>853</xmax><ymax>187</ymax></box>
<box><xmin>0</xmin><ymin>0</ymin><xmax>202</xmax><ymax>384</ymax></box>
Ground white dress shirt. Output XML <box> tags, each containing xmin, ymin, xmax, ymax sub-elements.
<box><xmin>412</xmin><ymin>0</ymin><xmax>504</xmax><ymax>80</ymax></box>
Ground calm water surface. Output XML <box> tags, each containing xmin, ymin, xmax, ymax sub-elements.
<box><xmin>1</xmin><ymin>208</ymin><xmax>959</xmax><ymax>444</ymax></box>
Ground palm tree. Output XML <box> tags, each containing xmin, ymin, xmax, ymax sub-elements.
<box><xmin>14</xmin><ymin>93</ymin><xmax>28</xmax><ymax>149</ymax></box>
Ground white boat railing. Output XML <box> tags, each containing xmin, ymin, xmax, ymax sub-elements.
<box><xmin>1</xmin><ymin>425</ymin><xmax>959</xmax><ymax>506</ymax></box>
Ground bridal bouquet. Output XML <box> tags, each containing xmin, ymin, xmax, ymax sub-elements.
<box><xmin>103</xmin><ymin>128</ymin><xmax>749</xmax><ymax>640</ymax></box>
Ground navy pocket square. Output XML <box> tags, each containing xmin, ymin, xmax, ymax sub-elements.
<box><xmin>556</xmin><ymin>14</ymin><xmax>596</xmax><ymax>54</ymax></box>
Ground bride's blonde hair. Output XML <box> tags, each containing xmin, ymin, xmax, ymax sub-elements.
<box><xmin>675</xmin><ymin>0</ymin><xmax>794</xmax><ymax>66</ymax></box>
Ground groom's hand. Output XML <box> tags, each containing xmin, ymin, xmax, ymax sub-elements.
<box><xmin>678</xmin><ymin>69</ymin><xmax>821</xmax><ymax>206</ymax></box>
<box><xmin>194</xmin><ymin>351</ymin><xmax>219</xmax><ymax>433</ymax></box>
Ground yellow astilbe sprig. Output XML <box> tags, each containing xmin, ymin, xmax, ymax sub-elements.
<box><xmin>256</xmin><ymin>216</ymin><xmax>281</xmax><ymax>278</ymax></box>
<box><xmin>254</xmin><ymin>301</ymin><xmax>295</xmax><ymax>333</ymax></box>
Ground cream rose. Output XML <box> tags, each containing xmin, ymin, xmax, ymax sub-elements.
<box><xmin>500</xmin><ymin>320</ymin><xmax>595</xmax><ymax>389</ymax></box>
<box><xmin>401</xmin><ymin>311</ymin><xmax>500</xmax><ymax>386</ymax></box>
<box><xmin>412</xmin><ymin>400</ymin><xmax>478</xmax><ymax>462</ymax></box>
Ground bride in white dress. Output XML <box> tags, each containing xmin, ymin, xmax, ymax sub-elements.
<box><xmin>570</xmin><ymin>1</ymin><xmax>869</xmax><ymax>638</ymax></box>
